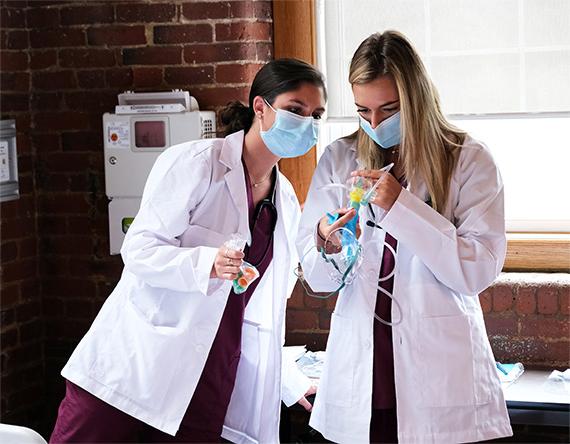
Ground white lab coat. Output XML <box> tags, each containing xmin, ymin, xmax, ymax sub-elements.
<box><xmin>297</xmin><ymin>136</ymin><xmax>513</xmax><ymax>443</ymax></box>
<box><xmin>61</xmin><ymin>130</ymin><xmax>310</xmax><ymax>443</ymax></box>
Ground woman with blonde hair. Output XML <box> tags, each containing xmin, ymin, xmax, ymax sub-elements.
<box><xmin>297</xmin><ymin>31</ymin><xmax>512</xmax><ymax>443</ymax></box>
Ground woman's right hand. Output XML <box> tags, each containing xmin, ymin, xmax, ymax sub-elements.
<box><xmin>316</xmin><ymin>207</ymin><xmax>358</xmax><ymax>253</ymax></box>
<box><xmin>210</xmin><ymin>246</ymin><xmax>245</xmax><ymax>280</ymax></box>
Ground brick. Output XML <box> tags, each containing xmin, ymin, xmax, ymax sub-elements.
<box><xmin>30</xmin><ymin>50</ymin><xmax>57</xmax><ymax>70</ymax></box>
<box><xmin>35</xmin><ymin>112</ymin><xmax>91</xmax><ymax>132</ymax></box>
<box><xmin>216</xmin><ymin>22</ymin><xmax>272</xmax><ymax>42</ymax></box>
<box><xmin>2</xmin><ymin>259</ymin><xmax>37</xmax><ymax>282</ymax></box>
<box><xmin>38</xmin><ymin>193</ymin><xmax>91</xmax><ymax>215</ymax></box>
<box><xmin>42</xmin><ymin>152</ymin><xmax>91</xmax><ymax>173</ymax></box>
<box><xmin>182</xmin><ymin>2</ymin><xmax>231</xmax><ymax>20</ymax></box>
<box><xmin>77</xmin><ymin>70</ymin><xmax>105</xmax><ymax>89</ymax></box>
<box><xmin>62</xmin><ymin>131</ymin><xmax>101</xmax><ymax>152</ymax></box>
<box><xmin>65</xmin><ymin>299</ymin><xmax>93</xmax><ymax>319</ymax></box>
<box><xmin>286</xmin><ymin>309</ymin><xmax>319</xmax><ymax>332</ymax></box>
<box><xmin>560</xmin><ymin>286</ymin><xmax>570</xmax><ymax>316</ymax></box>
<box><xmin>0</xmin><ymin>307</ymin><xmax>16</xmax><ymax>326</ymax></box>
<box><xmin>31</xmin><ymin>133</ymin><xmax>61</xmax><ymax>152</ymax></box>
<box><xmin>492</xmin><ymin>283</ymin><xmax>513</xmax><ymax>312</ymax></box>
<box><xmin>0</xmin><ymin>51</ymin><xmax>28</xmax><ymax>71</ymax></box>
<box><xmin>164</xmin><ymin>66</ymin><xmax>213</xmax><ymax>86</ymax></box>
<box><xmin>87</xmin><ymin>25</ymin><xmax>147</xmax><ymax>46</ymax></box>
<box><xmin>304</xmin><ymin>292</ymin><xmax>326</xmax><ymax>309</ymax></box>
<box><xmin>0</xmin><ymin>94</ymin><xmax>28</xmax><ymax>112</ymax></box>
<box><xmin>216</xmin><ymin>62</ymin><xmax>264</xmax><ymax>84</ymax></box>
<box><xmin>1</xmin><ymin>241</ymin><xmax>18</xmax><ymax>262</ymax></box>
<box><xmin>16</xmin><ymin>300</ymin><xmax>41</xmax><ymax>323</ymax></box>
<box><xmin>537</xmin><ymin>286</ymin><xmax>559</xmax><ymax>315</ymax></box>
<box><xmin>184</xmin><ymin>42</ymin><xmax>257</xmax><ymax>64</ymax></box>
<box><xmin>191</xmin><ymin>86</ymin><xmax>249</xmax><ymax>108</ymax></box>
<box><xmin>1</xmin><ymin>329</ymin><xmax>18</xmax><ymax>350</ymax></box>
<box><xmin>117</xmin><ymin>3</ymin><xmax>176</xmax><ymax>23</ymax></box>
<box><xmin>319</xmin><ymin>310</ymin><xmax>332</xmax><ymax>330</ymax></box>
<box><xmin>32</xmin><ymin>71</ymin><xmax>77</xmax><ymax>91</ymax></box>
<box><xmin>228</xmin><ymin>1</ymin><xmax>273</xmax><ymax>19</ymax></box>
<box><xmin>123</xmin><ymin>46</ymin><xmax>181</xmax><ymax>65</ymax></box>
<box><xmin>154</xmin><ymin>24</ymin><xmax>212</xmax><ymax>44</ymax></box>
<box><xmin>105</xmin><ymin>68</ymin><xmax>134</xmax><ymax>88</ymax></box>
<box><xmin>286</xmin><ymin>282</ymin><xmax>305</xmax><ymax>309</ymax></box>
<box><xmin>30</xmin><ymin>28</ymin><xmax>86</xmax><ymax>49</ymax></box>
<box><xmin>285</xmin><ymin>331</ymin><xmax>329</xmax><ymax>351</ymax></box>
<box><xmin>1</xmin><ymin>72</ymin><xmax>28</xmax><ymax>91</ymax></box>
<box><xmin>516</xmin><ymin>286</ymin><xmax>536</xmax><ymax>315</ymax></box>
<box><xmin>3</xmin><ymin>30</ymin><xmax>28</xmax><ymax>49</ymax></box>
<box><xmin>64</xmin><ymin>91</ymin><xmax>116</xmax><ymax>112</ymax></box>
<box><xmin>31</xmin><ymin>92</ymin><xmax>63</xmax><ymax>111</ymax></box>
<box><xmin>255</xmin><ymin>41</ymin><xmax>272</xmax><ymax>60</ymax></box>
<box><xmin>26</xmin><ymin>7</ymin><xmax>59</xmax><ymax>29</ymax></box>
<box><xmin>60</xmin><ymin>5</ymin><xmax>115</xmax><ymax>25</ymax></box>
<box><xmin>19</xmin><ymin>238</ymin><xmax>38</xmax><ymax>259</ymax></box>
<box><xmin>1</xmin><ymin>216</ymin><xmax>35</xmax><ymax>239</ymax></box>
<box><xmin>43</xmin><ymin>297</ymin><xmax>64</xmax><ymax>317</ymax></box>
<box><xmin>520</xmin><ymin>317</ymin><xmax>569</xmax><ymax>339</ymax></box>
<box><xmin>43</xmin><ymin>277</ymin><xmax>96</xmax><ymax>299</ymax></box>
<box><xmin>49</xmin><ymin>235</ymin><xmax>93</xmax><ymax>255</ymax></box>
<box><xmin>59</xmin><ymin>49</ymin><xmax>116</xmax><ymax>68</ymax></box>
<box><xmin>132</xmin><ymin>67</ymin><xmax>163</xmax><ymax>87</ymax></box>
<box><xmin>479</xmin><ymin>289</ymin><xmax>492</xmax><ymax>314</ymax></box>
<box><xmin>484</xmin><ymin>314</ymin><xmax>518</xmax><ymax>336</ymax></box>
<box><xmin>1</xmin><ymin>7</ymin><xmax>26</xmax><ymax>28</ymax></box>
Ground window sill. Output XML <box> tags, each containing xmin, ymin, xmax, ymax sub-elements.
<box><xmin>505</xmin><ymin>233</ymin><xmax>570</xmax><ymax>272</ymax></box>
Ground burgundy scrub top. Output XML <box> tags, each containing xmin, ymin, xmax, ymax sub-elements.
<box><xmin>178</xmin><ymin>164</ymin><xmax>276</xmax><ymax>438</ymax></box>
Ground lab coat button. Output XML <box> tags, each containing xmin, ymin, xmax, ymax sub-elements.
<box><xmin>195</xmin><ymin>344</ymin><xmax>205</xmax><ymax>353</ymax></box>
<box><xmin>364</xmin><ymin>340</ymin><xmax>372</xmax><ymax>349</ymax></box>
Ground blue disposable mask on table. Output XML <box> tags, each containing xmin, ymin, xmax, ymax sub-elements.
<box><xmin>260</xmin><ymin>100</ymin><xmax>319</xmax><ymax>158</ymax></box>
<box><xmin>359</xmin><ymin>111</ymin><xmax>401</xmax><ymax>149</ymax></box>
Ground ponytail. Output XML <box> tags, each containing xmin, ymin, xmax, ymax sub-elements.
<box><xmin>219</xmin><ymin>101</ymin><xmax>254</xmax><ymax>137</ymax></box>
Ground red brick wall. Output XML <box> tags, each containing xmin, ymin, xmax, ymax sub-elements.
<box><xmin>285</xmin><ymin>274</ymin><xmax>570</xmax><ymax>368</ymax></box>
<box><xmin>0</xmin><ymin>0</ymin><xmax>44</xmax><ymax>431</ymax></box>
<box><xmin>1</xmin><ymin>0</ymin><xmax>272</xmax><ymax>435</ymax></box>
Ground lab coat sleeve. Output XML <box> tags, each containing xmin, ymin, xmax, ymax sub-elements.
<box><xmin>380</xmin><ymin>143</ymin><xmax>506</xmax><ymax>295</ymax></box>
<box><xmin>120</xmin><ymin>145</ymin><xmax>218</xmax><ymax>294</ymax></box>
<box><xmin>296</xmin><ymin>148</ymin><xmax>346</xmax><ymax>292</ymax></box>
<box><xmin>281</xmin><ymin>356</ymin><xmax>312</xmax><ymax>407</ymax></box>
<box><xmin>281</xmin><ymin>183</ymin><xmax>312</xmax><ymax>406</ymax></box>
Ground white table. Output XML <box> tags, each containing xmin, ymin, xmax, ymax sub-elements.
<box><xmin>503</xmin><ymin>370</ymin><xmax>570</xmax><ymax>427</ymax></box>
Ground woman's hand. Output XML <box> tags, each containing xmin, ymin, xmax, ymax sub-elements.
<box><xmin>210</xmin><ymin>246</ymin><xmax>245</xmax><ymax>280</ymax></box>
<box><xmin>317</xmin><ymin>207</ymin><xmax>360</xmax><ymax>254</ymax></box>
<box><xmin>297</xmin><ymin>384</ymin><xmax>317</xmax><ymax>412</ymax></box>
<box><xmin>351</xmin><ymin>169</ymin><xmax>402</xmax><ymax>211</ymax></box>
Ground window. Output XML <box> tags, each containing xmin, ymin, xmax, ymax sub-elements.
<box><xmin>273</xmin><ymin>0</ymin><xmax>570</xmax><ymax>270</ymax></box>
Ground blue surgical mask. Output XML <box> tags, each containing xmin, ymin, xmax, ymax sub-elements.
<box><xmin>359</xmin><ymin>111</ymin><xmax>401</xmax><ymax>149</ymax></box>
<box><xmin>260</xmin><ymin>100</ymin><xmax>319</xmax><ymax>158</ymax></box>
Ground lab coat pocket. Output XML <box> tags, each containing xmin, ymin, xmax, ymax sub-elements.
<box><xmin>417</xmin><ymin>315</ymin><xmax>475</xmax><ymax>408</ymax></box>
<box><xmin>225</xmin><ymin>320</ymin><xmax>261</xmax><ymax>431</ymax></box>
<box><xmin>177</xmin><ymin>224</ymin><xmax>228</xmax><ymax>248</ymax></box>
<box><xmin>323</xmin><ymin>313</ymin><xmax>354</xmax><ymax>408</ymax></box>
<box><xmin>90</xmin><ymin>299</ymin><xmax>183</xmax><ymax>411</ymax></box>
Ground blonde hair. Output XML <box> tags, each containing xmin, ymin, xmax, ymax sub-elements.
<box><xmin>348</xmin><ymin>30</ymin><xmax>465</xmax><ymax>213</ymax></box>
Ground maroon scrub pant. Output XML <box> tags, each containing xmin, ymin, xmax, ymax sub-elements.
<box><xmin>49</xmin><ymin>380</ymin><xmax>221</xmax><ymax>443</ymax></box>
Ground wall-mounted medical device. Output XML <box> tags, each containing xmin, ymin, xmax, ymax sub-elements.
<box><xmin>0</xmin><ymin>120</ymin><xmax>19</xmax><ymax>203</ymax></box>
<box><xmin>103</xmin><ymin>90</ymin><xmax>216</xmax><ymax>254</ymax></box>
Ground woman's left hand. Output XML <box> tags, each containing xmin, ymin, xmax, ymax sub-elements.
<box><xmin>297</xmin><ymin>385</ymin><xmax>317</xmax><ymax>412</ymax></box>
<box><xmin>351</xmin><ymin>169</ymin><xmax>402</xmax><ymax>211</ymax></box>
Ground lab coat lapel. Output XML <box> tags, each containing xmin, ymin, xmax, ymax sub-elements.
<box><xmin>219</xmin><ymin>131</ymin><xmax>250</xmax><ymax>242</ymax></box>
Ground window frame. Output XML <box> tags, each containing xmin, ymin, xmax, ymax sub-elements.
<box><xmin>272</xmin><ymin>0</ymin><xmax>569</xmax><ymax>272</ymax></box>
